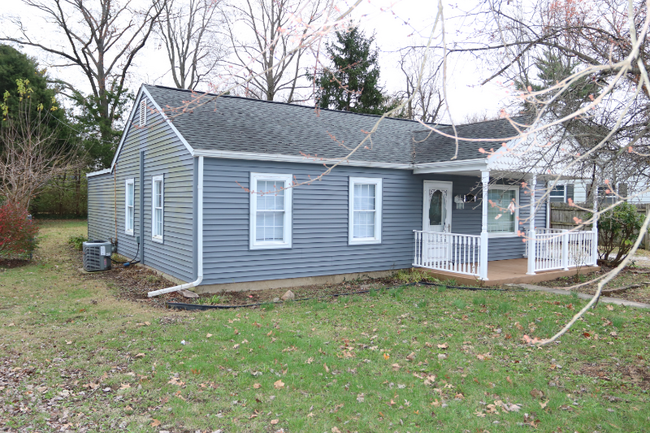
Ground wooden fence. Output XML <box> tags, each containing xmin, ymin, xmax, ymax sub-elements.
<box><xmin>549</xmin><ymin>203</ymin><xmax>650</xmax><ymax>250</ymax></box>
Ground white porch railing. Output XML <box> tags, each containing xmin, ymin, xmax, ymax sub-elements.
<box><xmin>533</xmin><ymin>229</ymin><xmax>597</xmax><ymax>273</ymax></box>
<box><xmin>413</xmin><ymin>230</ymin><xmax>482</xmax><ymax>277</ymax></box>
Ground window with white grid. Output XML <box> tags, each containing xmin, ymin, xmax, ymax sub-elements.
<box><xmin>349</xmin><ymin>177</ymin><xmax>382</xmax><ymax>245</ymax></box>
<box><xmin>125</xmin><ymin>179</ymin><xmax>135</xmax><ymax>235</ymax></box>
<box><xmin>550</xmin><ymin>185</ymin><xmax>566</xmax><ymax>202</ymax></box>
<box><xmin>152</xmin><ymin>175</ymin><xmax>164</xmax><ymax>242</ymax></box>
<box><xmin>487</xmin><ymin>185</ymin><xmax>518</xmax><ymax>236</ymax></box>
<box><xmin>250</xmin><ymin>173</ymin><xmax>292</xmax><ymax>249</ymax></box>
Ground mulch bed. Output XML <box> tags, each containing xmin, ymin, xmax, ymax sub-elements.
<box><xmin>0</xmin><ymin>258</ymin><xmax>31</xmax><ymax>269</ymax></box>
<box><xmin>580</xmin><ymin>362</ymin><xmax>650</xmax><ymax>390</ymax></box>
<box><xmin>69</xmin><ymin>246</ymin><xmax>413</xmax><ymax>308</ymax></box>
<box><xmin>539</xmin><ymin>266</ymin><xmax>650</xmax><ymax>305</ymax></box>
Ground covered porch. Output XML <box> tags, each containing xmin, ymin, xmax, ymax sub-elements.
<box><xmin>416</xmin><ymin>257</ymin><xmax>600</xmax><ymax>287</ymax></box>
<box><xmin>410</xmin><ymin>160</ymin><xmax>599</xmax><ymax>284</ymax></box>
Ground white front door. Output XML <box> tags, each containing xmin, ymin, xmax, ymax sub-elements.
<box><xmin>422</xmin><ymin>181</ymin><xmax>453</xmax><ymax>264</ymax></box>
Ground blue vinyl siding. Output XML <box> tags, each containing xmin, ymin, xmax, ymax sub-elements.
<box><xmin>87</xmin><ymin>173</ymin><xmax>115</xmax><ymax>242</ymax></box>
<box><xmin>201</xmin><ymin>159</ymin><xmax>535</xmax><ymax>285</ymax></box>
<box><xmin>87</xmin><ymin>93</ymin><xmax>195</xmax><ymax>283</ymax></box>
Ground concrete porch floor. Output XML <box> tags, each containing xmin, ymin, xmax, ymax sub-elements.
<box><xmin>420</xmin><ymin>258</ymin><xmax>600</xmax><ymax>286</ymax></box>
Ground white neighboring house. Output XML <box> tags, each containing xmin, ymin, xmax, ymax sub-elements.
<box><xmin>547</xmin><ymin>180</ymin><xmax>650</xmax><ymax>205</ymax></box>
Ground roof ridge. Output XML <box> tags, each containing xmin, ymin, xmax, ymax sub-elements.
<box><xmin>147</xmin><ymin>84</ymin><xmax>425</xmax><ymax>125</ymax></box>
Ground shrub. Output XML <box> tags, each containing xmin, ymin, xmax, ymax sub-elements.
<box><xmin>0</xmin><ymin>201</ymin><xmax>39</xmax><ymax>258</ymax></box>
<box><xmin>67</xmin><ymin>234</ymin><xmax>88</xmax><ymax>251</ymax></box>
<box><xmin>595</xmin><ymin>202</ymin><xmax>647</xmax><ymax>266</ymax></box>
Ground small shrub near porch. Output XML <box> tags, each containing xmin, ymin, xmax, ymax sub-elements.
<box><xmin>597</xmin><ymin>202</ymin><xmax>648</xmax><ymax>266</ymax></box>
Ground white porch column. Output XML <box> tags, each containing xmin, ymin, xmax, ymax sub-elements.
<box><xmin>479</xmin><ymin>170</ymin><xmax>489</xmax><ymax>280</ymax></box>
<box><xmin>592</xmin><ymin>191</ymin><xmax>599</xmax><ymax>265</ymax></box>
<box><xmin>527</xmin><ymin>174</ymin><xmax>537</xmax><ymax>275</ymax></box>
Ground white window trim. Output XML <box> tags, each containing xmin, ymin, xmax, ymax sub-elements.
<box><xmin>125</xmin><ymin>178</ymin><xmax>135</xmax><ymax>235</ymax></box>
<box><xmin>139</xmin><ymin>100</ymin><xmax>147</xmax><ymax>126</ymax></box>
<box><xmin>249</xmin><ymin>172</ymin><xmax>293</xmax><ymax>250</ymax></box>
<box><xmin>349</xmin><ymin>177</ymin><xmax>382</xmax><ymax>245</ymax></box>
<box><xmin>549</xmin><ymin>183</ymin><xmax>567</xmax><ymax>203</ymax></box>
<box><xmin>152</xmin><ymin>175</ymin><xmax>164</xmax><ymax>243</ymax></box>
<box><xmin>487</xmin><ymin>184</ymin><xmax>519</xmax><ymax>238</ymax></box>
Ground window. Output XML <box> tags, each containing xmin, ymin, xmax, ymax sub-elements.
<box><xmin>139</xmin><ymin>100</ymin><xmax>147</xmax><ymax>126</ymax></box>
<box><xmin>598</xmin><ymin>186</ymin><xmax>617</xmax><ymax>204</ymax></box>
<box><xmin>125</xmin><ymin>179</ymin><xmax>135</xmax><ymax>235</ymax></box>
<box><xmin>349</xmin><ymin>177</ymin><xmax>382</xmax><ymax>245</ymax></box>
<box><xmin>487</xmin><ymin>185</ymin><xmax>518</xmax><ymax>236</ymax></box>
<box><xmin>249</xmin><ymin>173</ymin><xmax>292</xmax><ymax>249</ymax></box>
<box><xmin>549</xmin><ymin>185</ymin><xmax>566</xmax><ymax>203</ymax></box>
<box><xmin>152</xmin><ymin>175</ymin><xmax>164</xmax><ymax>242</ymax></box>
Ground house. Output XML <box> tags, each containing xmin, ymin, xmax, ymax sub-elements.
<box><xmin>548</xmin><ymin>180</ymin><xmax>650</xmax><ymax>205</ymax></box>
<box><xmin>86</xmin><ymin>85</ymin><xmax>599</xmax><ymax>294</ymax></box>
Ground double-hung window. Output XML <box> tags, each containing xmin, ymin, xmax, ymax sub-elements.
<box><xmin>549</xmin><ymin>185</ymin><xmax>566</xmax><ymax>203</ymax></box>
<box><xmin>487</xmin><ymin>185</ymin><xmax>518</xmax><ymax>236</ymax></box>
<box><xmin>349</xmin><ymin>177</ymin><xmax>382</xmax><ymax>245</ymax></box>
<box><xmin>152</xmin><ymin>175</ymin><xmax>164</xmax><ymax>242</ymax></box>
<box><xmin>125</xmin><ymin>179</ymin><xmax>135</xmax><ymax>235</ymax></box>
<box><xmin>250</xmin><ymin>173</ymin><xmax>292</xmax><ymax>249</ymax></box>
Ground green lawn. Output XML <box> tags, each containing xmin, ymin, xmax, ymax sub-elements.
<box><xmin>1</xmin><ymin>221</ymin><xmax>649</xmax><ymax>432</ymax></box>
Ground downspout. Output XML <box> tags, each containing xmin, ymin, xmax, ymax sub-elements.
<box><xmin>148</xmin><ymin>156</ymin><xmax>204</xmax><ymax>297</ymax></box>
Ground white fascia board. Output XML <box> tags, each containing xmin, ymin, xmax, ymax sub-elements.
<box><xmin>109</xmin><ymin>86</ymin><xmax>145</xmax><ymax>170</ymax></box>
<box><xmin>108</xmin><ymin>86</ymin><xmax>196</xmax><ymax>172</ymax></box>
<box><xmin>86</xmin><ymin>168</ymin><xmax>112</xmax><ymax>178</ymax></box>
<box><xmin>141</xmin><ymin>86</ymin><xmax>195</xmax><ymax>157</ymax></box>
<box><xmin>412</xmin><ymin>158</ymin><xmax>488</xmax><ymax>174</ymax></box>
<box><xmin>192</xmin><ymin>149</ymin><xmax>413</xmax><ymax>169</ymax></box>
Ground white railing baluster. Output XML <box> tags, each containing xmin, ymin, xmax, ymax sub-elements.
<box><xmin>413</xmin><ymin>230</ymin><xmax>481</xmax><ymax>277</ymax></box>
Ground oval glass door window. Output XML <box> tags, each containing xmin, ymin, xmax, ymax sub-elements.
<box><xmin>429</xmin><ymin>190</ymin><xmax>443</xmax><ymax>226</ymax></box>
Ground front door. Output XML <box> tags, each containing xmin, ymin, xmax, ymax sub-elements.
<box><xmin>422</xmin><ymin>181</ymin><xmax>453</xmax><ymax>263</ymax></box>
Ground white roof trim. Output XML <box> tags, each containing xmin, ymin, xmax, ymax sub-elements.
<box><xmin>141</xmin><ymin>86</ymin><xmax>194</xmax><ymax>156</ymax></box>
<box><xmin>109</xmin><ymin>87</ymin><xmax>144</xmax><ymax>170</ymax></box>
<box><xmin>108</xmin><ymin>85</ymin><xmax>195</xmax><ymax>172</ymax></box>
<box><xmin>192</xmin><ymin>148</ymin><xmax>414</xmax><ymax>169</ymax></box>
<box><xmin>86</xmin><ymin>168</ymin><xmax>112</xmax><ymax>178</ymax></box>
<box><xmin>413</xmin><ymin>158</ymin><xmax>488</xmax><ymax>174</ymax></box>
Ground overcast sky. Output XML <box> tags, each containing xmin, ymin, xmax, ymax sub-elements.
<box><xmin>2</xmin><ymin>0</ymin><xmax>513</xmax><ymax>123</ymax></box>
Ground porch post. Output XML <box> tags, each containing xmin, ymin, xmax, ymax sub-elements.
<box><xmin>527</xmin><ymin>174</ymin><xmax>537</xmax><ymax>275</ymax></box>
<box><xmin>592</xmin><ymin>191</ymin><xmax>599</xmax><ymax>265</ymax></box>
<box><xmin>480</xmin><ymin>170</ymin><xmax>489</xmax><ymax>280</ymax></box>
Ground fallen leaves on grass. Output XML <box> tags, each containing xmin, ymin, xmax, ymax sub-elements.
<box><xmin>253</xmin><ymin>383</ymin><xmax>261</xmax><ymax>389</ymax></box>
<box><xmin>168</xmin><ymin>377</ymin><xmax>185</xmax><ymax>386</ymax></box>
<box><xmin>437</xmin><ymin>343</ymin><xmax>449</xmax><ymax>349</ymax></box>
<box><xmin>530</xmin><ymin>388</ymin><xmax>545</xmax><ymax>399</ymax></box>
<box><xmin>274</xmin><ymin>380</ymin><xmax>285</xmax><ymax>389</ymax></box>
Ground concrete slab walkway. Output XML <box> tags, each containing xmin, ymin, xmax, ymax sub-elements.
<box><xmin>507</xmin><ymin>283</ymin><xmax>650</xmax><ymax>309</ymax></box>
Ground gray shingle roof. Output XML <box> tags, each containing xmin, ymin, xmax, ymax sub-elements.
<box><xmin>145</xmin><ymin>85</ymin><xmax>525</xmax><ymax>166</ymax></box>
<box><xmin>411</xmin><ymin>117</ymin><xmax>528</xmax><ymax>164</ymax></box>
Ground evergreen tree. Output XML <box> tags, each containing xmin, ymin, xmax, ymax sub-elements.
<box><xmin>0</xmin><ymin>45</ymin><xmax>64</xmax><ymax>129</ymax></box>
<box><xmin>312</xmin><ymin>27</ymin><xmax>392</xmax><ymax>115</ymax></box>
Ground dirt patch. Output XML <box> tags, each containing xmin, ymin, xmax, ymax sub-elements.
<box><xmin>0</xmin><ymin>258</ymin><xmax>31</xmax><ymax>269</ymax></box>
<box><xmin>580</xmin><ymin>362</ymin><xmax>650</xmax><ymax>391</ymax></box>
<box><xmin>192</xmin><ymin>279</ymin><xmax>395</xmax><ymax>306</ymax></box>
<box><xmin>539</xmin><ymin>266</ymin><xmax>650</xmax><ymax>305</ymax></box>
